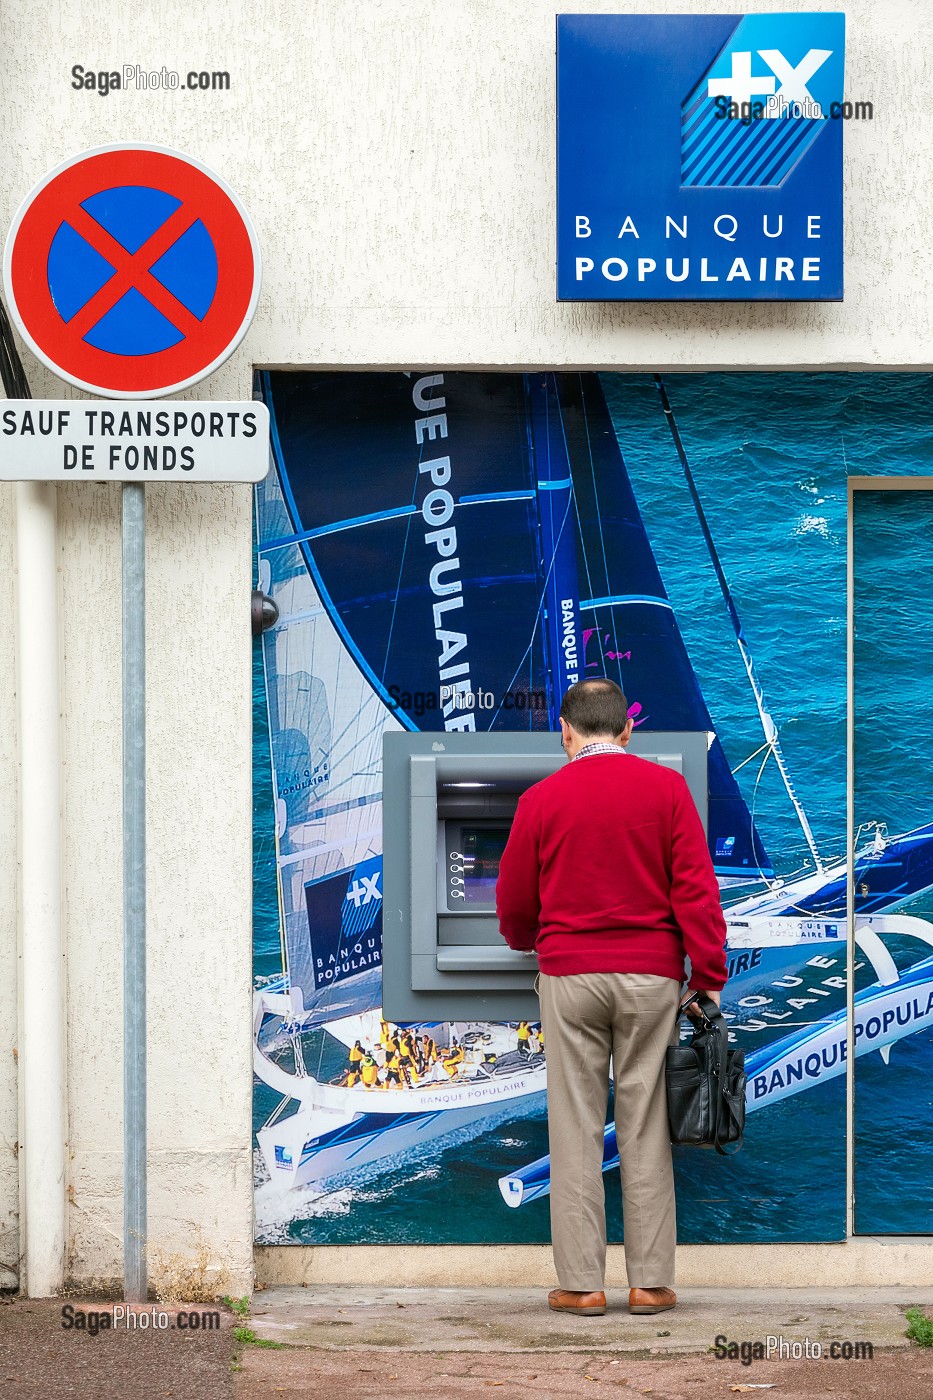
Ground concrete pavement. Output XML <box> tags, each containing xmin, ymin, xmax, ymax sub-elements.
<box><xmin>1</xmin><ymin>1286</ymin><xmax>931</xmax><ymax>1398</ymax></box>
<box><xmin>236</xmin><ymin>1285</ymin><xmax>933</xmax><ymax>1400</ymax></box>
<box><xmin>247</xmin><ymin>1284</ymin><xmax>933</xmax><ymax>1354</ymax></box>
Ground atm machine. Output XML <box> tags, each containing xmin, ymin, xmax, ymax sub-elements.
<box><xmin>382</xmin><ymin>729</ymin><xmax>710</xmax><ymax>1022</ymax></box>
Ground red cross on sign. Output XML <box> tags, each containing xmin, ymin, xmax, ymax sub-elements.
<box><xmin>3</xmin><ymin>144</ymin><xmax>261</xmax><ymax>399</ymax></box>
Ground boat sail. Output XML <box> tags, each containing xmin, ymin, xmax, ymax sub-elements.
<box><xmin>255</xmin><ymin>368</ymin><xmax>774</xmax><ymax>1003</ymax></box>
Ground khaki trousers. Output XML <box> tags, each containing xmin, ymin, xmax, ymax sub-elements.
<box><xmin>539</xmin><ymin>970</ymin><xmax>681</xmax><ymax>1292</ymax></box>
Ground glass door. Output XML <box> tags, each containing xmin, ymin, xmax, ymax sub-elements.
<box><xmin>852</xmin><ymin>486</ymin><xmax>933</xmax><ymax>1234</ymax></box>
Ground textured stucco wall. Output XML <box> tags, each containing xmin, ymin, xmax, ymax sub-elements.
<box><xmin>0</xmin><ymin>0</ymin><xmax>929</xmax><ymax>1292</ymax></box>
<box><xmin>0</xmin><ymin>477</ymin><xmax>18</xmax><ymax>1290</ymax></box>
<box><xmin>1</xmin><ymin>355</ymin><xmax>255</xmax><ymax>1293</ymax></box>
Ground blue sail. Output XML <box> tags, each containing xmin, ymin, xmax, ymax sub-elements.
<box><xmin>551</xmin><ymin>373</ymin><xmax>772</xmax><ymax>879</ymax></box>
<box><xmin>255</xmin><ymin>369</ymin><xmax>772</xmax><ymax>1017</ymax></box>
<box><xmin>263</xmin><ymin>369</ymin><xmax>550</xmax><ymax>734</ymax></box>
<box><xmin>525</xmin><ymin>373</ymin><xmax>585</xmax><ymax>722</ymax></box>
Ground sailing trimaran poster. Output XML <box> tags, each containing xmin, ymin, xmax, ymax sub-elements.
<box><xmin>252</xmin><ymin>370</ymin><xmax>933</xmax><ymax>1245</ymax></box>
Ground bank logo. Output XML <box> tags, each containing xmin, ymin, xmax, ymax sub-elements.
<box><xmin>556</xmin><ymin>12</ymin><xmax>844</xmax><ymax>300</ymax></box>
<box><xmin>346</xmin><ymin>872</ymin><xmax>381</xmax><ymax>909</ymax></box>
<box><xmin>682</xmin><ymin>13</ymin><xmax>844</xmax><ymax>186</ymax></box>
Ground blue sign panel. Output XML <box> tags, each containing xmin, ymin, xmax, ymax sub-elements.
<box><xmin>557</xmin><ymin>13</ymin><xmax>845</xmax><ymax>301</ymax></box>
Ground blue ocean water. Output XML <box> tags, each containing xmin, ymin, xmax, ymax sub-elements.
<box><xmin>253</xmin><ymin>372</ymin><xmax>933</xmax><ymax>1245</ymax></box>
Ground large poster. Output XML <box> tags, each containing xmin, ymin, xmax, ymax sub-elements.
<box><xmin>252</xmin><ymin>371</ymin><xmax>933</xmax><ymax>1245</ymax></box>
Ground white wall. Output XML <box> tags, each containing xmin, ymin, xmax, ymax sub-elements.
<box><xmin>0</xmin><ymin>0</ymin><xmax>929</xmax><ymax>1291</ymax></box>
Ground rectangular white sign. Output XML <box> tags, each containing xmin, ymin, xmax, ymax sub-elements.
<box><xmin>0</xmin><ymin>400</ymin><xmax>270</xmax><ymax>481</ymax></box>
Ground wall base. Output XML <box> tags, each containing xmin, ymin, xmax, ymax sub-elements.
<box><xmin>255</xmin><ymin>1240</ymin><xmax>933</xmax><ymax>1290</ymax></box>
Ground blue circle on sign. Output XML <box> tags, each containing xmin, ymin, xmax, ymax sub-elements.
<box><xmin>46</xmin><ymin>184</ymin><xmax>218</xmax><ymax>356</ymax></box>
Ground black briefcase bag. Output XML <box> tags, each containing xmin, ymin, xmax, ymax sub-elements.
<box><xmin>666</xmin><ymin>992</ymin><xmax>746</xmax><ymax>1155</ymax></box>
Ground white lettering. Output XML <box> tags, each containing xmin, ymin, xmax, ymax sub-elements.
<box><xmin>429</xmin><ymin>558</ymin><xmax>462</xmax><ymax>596</ymax></box>
<box><xmin>425</xmin><ymin>526</ymin><xmax>457</xmax><ymax>557</ymax></box>
<box><xmin>415</xmin><ymin>414</ymin><xmax>448</xmax><ymax>445</ymax></box>
<box><xmin>412</xmin><ymin>374</ymin><xmax>446</xmax><ymax>411</ymax></box>
<box><xmin>418</xmin><ymin>455</ymin><xmax>451</xmax><ymax>486</ymax></box>
<box><xmin>445</xmin><ymin>712</ymin><xmax>476</xmax><ymax>733</ymax></box>
<box><xmin>422</xmin><ymin>489</ymin><xmax>454</xmax><ymax>526</ymax></box>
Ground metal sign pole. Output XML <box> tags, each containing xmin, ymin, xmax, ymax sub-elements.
<box><xmin>122</xmin><ymin>481</ymin><xmax>147</xmax><ymax>1303</ymax></box>
<box><xmin>3</xmin><ymin>144</ymin><xmax>262</xmax><ymax>1308</ymax></box>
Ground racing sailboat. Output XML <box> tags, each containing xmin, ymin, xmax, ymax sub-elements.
<box><xmin>253</xmin><ymin>369</ymin><xmax>933</xmax><ymax>1195</ymax></box>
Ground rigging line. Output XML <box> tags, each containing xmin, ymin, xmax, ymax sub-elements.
<box><xmin>321</xmin><ymin>694</ymin><xmax>396</xmax><ymax>785</ymax></box>
<box><xmin>487</xmin><ymin>481</ymin><xmax>576</xmax><ymax>726</ymax></box>
<box><xmin>654</xmin><ymin>373</ymin><xmax>826</xmax><ymax>877</ymax></box>
<box><xmin>731</xmin><ymin>738</ymin><xmax>773</xmax><ymax>775</ymax></box>
<box><xmin>575</xmin><ymin>373</ymin><xmax>613</xmax><ymax>600</ymax></box>
<box><xmin>569</xmin><ymin>470</ymin><xmax>595</xmax><ymax>605</ymax></box>
<box><xmin>550</xmin><ymin>376</ymin><xmax>595</xmax><ymax>602</ymax></box>
<box><xmin>536</xmin><ymin>373</ymin><xmax>571</xmax><ymax>721</ymax></box>
<box><xmin>748</xmin><ymin>745</ymin><xmax>775</xmax><ymax>882</ymax></box>
<box><xmin>380</xmin><ymin>389</ymin><xmax>428</xmax><ymax>683</ymax></box>
<box><xmin>748</xmin><ymin>745</ymin><xmax>841</xmax><ymax>915</ymax></box>
<box><xmin>486</xmin><ymin>379</ymin><xmax>579</xmax><ymax>725</ymax></box>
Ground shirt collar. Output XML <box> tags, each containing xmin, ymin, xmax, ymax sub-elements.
<box><xmin>572</xmin><ymin>742</ymin><xmax>627</xmax><ymax>762</ymax></box>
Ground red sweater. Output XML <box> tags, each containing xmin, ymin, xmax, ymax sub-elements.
<box><xmin>496</xmin><ymin>752</ymin><xmax>728</xmax><ymax>990</ymax></box>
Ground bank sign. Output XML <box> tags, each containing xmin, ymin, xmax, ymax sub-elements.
<box><xmin>556</xmin><ymin>13</ymin><xmax>845</xmax><ymax>301</ymax></box>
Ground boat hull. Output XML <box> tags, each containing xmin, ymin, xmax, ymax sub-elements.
<box><xmin>259</xmin><ymin>1072</ymin><xmax>548</xmax><ymax>1191</ymax></box>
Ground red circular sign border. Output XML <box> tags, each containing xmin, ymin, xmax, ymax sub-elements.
<box><xmin>3</xmin><ymin>144</ymin><xmax>261</xmax><ymax>399</ymax></box>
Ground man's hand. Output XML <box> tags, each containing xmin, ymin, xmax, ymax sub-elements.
<box><xmin>685</xmin><ymin>989</ymin><xmax>721</xmax><ymax>1022</ymax></box>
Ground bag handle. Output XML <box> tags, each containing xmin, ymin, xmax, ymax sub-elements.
<box><xmin>709</xmin><ymin>1007</ymin><xmax>743</xmax><ymax>1156</ymax></box>
<box><xmin>676</xmin><ymin>990</ymin><xmax>721</xmax><ymax>1026</ymax></box>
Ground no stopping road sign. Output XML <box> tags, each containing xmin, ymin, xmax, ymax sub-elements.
<box><xmin>3</xmin><ymin>144</ymin><xmax>261</xmax><ymax>399</ymax></box>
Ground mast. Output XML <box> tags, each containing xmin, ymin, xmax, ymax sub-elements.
<box><xmin>525</xmin><ymin>373</ymin><xmax>584</xmax><ymax>724</ymax></box>
<box><xmin>654</xmin><ymin>375</ymin><xmax>825</xmax><ymax>877</ymax></box>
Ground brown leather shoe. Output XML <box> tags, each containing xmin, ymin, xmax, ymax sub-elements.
<box><xmin>548</xmin><ymin>1288</ymin><xmax>607</xmax><ymax>1316</ymax></box>
<box><xmin>629</xmin><ymin>1286</ymin><xmax>676</xmax><ymax>1314</ymax></box>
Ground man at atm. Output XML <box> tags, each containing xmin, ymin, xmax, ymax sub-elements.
<box><xmin>496</xmin><ymin>677</ymin><xmax>728</xmax><ymax>1319</ymax></box>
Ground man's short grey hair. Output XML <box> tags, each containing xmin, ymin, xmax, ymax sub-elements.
<box><xmin>559</xmin><ymin>678</ymin><xmax>629</xmax><ymax>738</ymax></box>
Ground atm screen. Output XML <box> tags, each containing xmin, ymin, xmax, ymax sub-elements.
<box><xmin>445</xmin><ymin>823</ymin><xmax>512</xmax><ymax>907</ymax></box>
<box><xmin>461</xmin><ymin>826</ymin><xmax>511</xmax><ymax>903</ymax></box>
